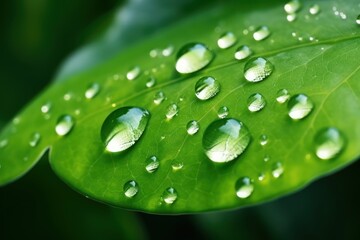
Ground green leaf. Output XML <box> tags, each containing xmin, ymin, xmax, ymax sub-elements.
<box><xmin>1</xmin><ymin>0</ymin><xmax>359</xmax><ymax>214</ymax></box>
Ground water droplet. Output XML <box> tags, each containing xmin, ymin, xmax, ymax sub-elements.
<box><xmin>126</xmin><ymin>66</ymin><xmax>141</xmax><ymax>80</ymax></box>
<box><xmin>247</xmin><ymin>93</ymin><xmax>266</xmax><ymax>112</ymax></box>
<box><xmin>235</xmin><ymin>177</ymin><xmax>254</xmax><ymax>199</ymax></box>
<box><xmin>145</xmin><ymin>156</ymin><xmax>159</xmax><ymax>173</ymax></box>
<box><xmin>258</xmin><ymin>173</ymin><xmax>265</xmax><ymax>181</ymax></box>
<box><xmin>55</xmin><ymin>115</ymin><xmax>75</xmax><ymax>136</ymax></box>
<box><xmin>63</xmin><ymin>93</ymin><xmax>72</xmax><ymax>101</ymax></box>
<box><xmin>101</xmin><ymin>107</ymin><xmax>150</xmax><ymax>153</ymax></box>
<box><xmin>202</xmin><ymin>118</ymin><xmax>251</xmax><ymax>163</ymax></box>
<box><xmin>284</xmin><ymin>0</ymin><xmax>301</xmax><ymax>14</ymax></box>
<box><xmin>172</xmin><ymin>161</ymin><xmax>184</xmax><ymax>171</ymax></box>
<box><xmin>264</xmin><ymin>154</ymin><xmax>270</xmax><ymax>162</ymax></box>
<box><xmin>0</xmin><ymin>139</ymin><xmax>8</xmax><ymax>148</ymax></box>
<box><xmin>195</xmin><ymin>76</ymin><xmax>221</xmax><ymax>100</ymax></box>
<box><xmin>186</xmin><ymin>120</ymin><xmax>200</xmax><ymax>135</ymax></box>
<box><xmin>309</xmin><ymin>4</ymin><xmax>320</xmax><ymax>15</ymax></box>
<box><xmin>272</xmin><ymin>162</ymin><xmax>284</xmax><ymax>178</ymax></box>
<box><xmin>162</xmin><ymin>45</ymin><xmax>174</xmax><ymax>57</ymax></box>
<box><xmin>287</xmin><ymin>13</ymin><xmax>297</xmax><ymax>22</ymax></box>
<box><xmin>253</xmin><ymin>26</ymin><xmax>271</xmax><ymax>41</ymax></box>
<box><xmin>217</xmin><ymin>32</ymin><xmax>237</xmax><ymax>49</ymax></box>
<box><xmin>356</xmin><ymin>15</ymin><xmax>360</xmax><ymax>25</ymax></box>
<box><xmin>314</xmin><ymin>127</ymin><xmax>345</xmax><ymax>160</ymax></box>
<box><xmin>41</xmin><ymin>102</ymin><xmax>52</xmax><ymax>114</ymax></box>
<box><xmin>259</xmin><ymin>134</ymin><xmax>268</xmax><ymax>146</ymax></box>
<box><xmin>165</xmin><ymin>103</ymin><xmax>179</xmax><ymax>119</ymax></box>
<box><xmin>287</xmin><ymin>94</ymin><xmax>314</xmax><ymax>120</ymax></box>
<box><xmin>85</xmin><ymin>83</ymin><xmax>101</xmax><ymax>99</ymax></box>
<box><xmin>217</xmin><ymin>106</ymin><xmax>229</xmax><ymax>119</ymax></box>
<box><xmin>234</xmin><ymin>45</ymin><xmax>252</xmax><ymax>60</ymax></box>
<box><xmin>146</xmin><ymin>77</ymin><xmax>156</xmax><ymax>88</ymax></box>
<box><xmin>123</xmin><ymin>180</ymin><xmax>139</xmax><ymax>198</ymax></box>
<box><xmin>175</xmin><ymin>43</ymin><xmax>214</xmax><ymax>74</ymax></box>
<box><xmin>154</xmin><ymin>91</ymin><xmax>166</xmax><ymax>105</ymax></box>
<box><xmin>149</xmin><ymin>48</ymin><xmax>161</xmax><ymax>58</ymax></box>
<box><xmin>162</xmin><ymin>187</ymin><xmax>178</xmax><ymax>204</ymax></box>
<box><xmin>29</xmin><ymin>132</ymin><xmax>41</xmax><ymax>147</ymax></box>
<box><xmin>244</xmin><ymin>57</ymin><xmax>274</xmax><ymax>82</ymax></box>
<box><xmin>339</xmin><ymin>12</ymin><xmax>347</xmax><ymax>20</ymax></box>
<box><xmin>276</xmin><ymin>89</ymin><xmax>290</xmax><ymax>103</ymax></box>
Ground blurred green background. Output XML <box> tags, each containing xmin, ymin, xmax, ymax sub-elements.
<box><xmin>1</xmin><ymin>0</ymin><xmax>360</xmax><ymax>239</ymax></box>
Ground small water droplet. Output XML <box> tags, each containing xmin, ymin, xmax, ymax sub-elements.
<box><xmin>149</xmin><ymin>48</ymin><xmax>161</xmax><ymax>58</ymax></box>
<box><xmin>244</xmin><ymin>57</ymin><xmax>274</xmax><ymax>82</ymax></box>
<box><xmin>186</xmin><ymin>120</ymin><xmax>200</xmax><ymax>135</ymax></box>
<box><xmin>217</xmin><ymin>106</ymin><xmax>229</xmax><ymax>119</ymax></box>
<box><xmin>276</xmin><ymin>89</ymin><xmax>290</xmax><ymax>103</ymax></box>
<box><xmin>259</xmin><ymin>134</ymin><xmax>268</xmax><ymax>146</ymax></box>
<box><xmin>195</xmin><ymin>76</ymin><xmax>221</xmax><ymax>100</ymax></box>
<box><xmin>165</xmin><ymin>103</ymin><xmax>179</xmax><ymax>119</ymax></box>
<box><xmin>154</xmin><ymin>91</ymin><xmax>166</xmax><ymax>105</ymax></box>
<box><xmin>123</xmin><ymin>180</ymin><xmax>139</xmax><ymax>198</ymax></box>
<box><xmin>126</xmin><ymin>66</ymin><xmax>141</xmax><ymax>80</ymax></box>
<box><xmin>41</xmin><ymin>102</ymin><xmax>52</xmax><ymax>114</ymax></box>
<box><xmin>235</xmin><ymin>177</ymin><xmax>254</xmax><ymax>199</ymax></box>
<box><xmin>85</xmin><ymin>83</ymin><xmax>101</xmax><ymax>99</ymax></box>
<box><xmin>234</xmin><ymin>45</ymin><xmax>253</xmax><ymax>60</ymax></box>
<box><xmin>264</xmin><ymin>154</ymin><xmax>270</xmax><ymax>162</ymax></box>
<box><xmin>287</xmin><ymin>13</ymin><xmax>297</xmax><ymax>22</ymax></box>
<box><xmin>55</xmin><ymin>115</ymin><xmax>75</xmax><ymax>136</ymax></box>
<box><xmin>287</xmin><ymin>94</ymin><xmax>314</xmax><ymax>120</ymax></box>
<box><xmin>145</xmin><ymin>156</ymin><xmax>159</xmax><ymax>173</ymax></box>
<box><xmin>339</xmin><ymin>12</ymin><xmax>347</xmax><ymax>20</ymax></box>
<box><xmin>0</xmin><ymin>139</ymin><xmax>8</xmax><ymax>148</ymax></box>
<box><xmin>101</xmin><ymin>107</ymin><xmax>150</xmax><ymax>153</ymax></box>
<box><xmin>162</xmin><ymin>187</ymin><xmax>178</xmax><ymax>204</ymax></box>
<box><xmin>171</xmin><ymin>161</ymin><xmax>184</xmax><ymax>171</ymax></box>
<box><xmin>146</xmin><ymin>77</ymin><xmax>156</xmax><ymax>88</ymax></box>
<box><xmin>175</xmin><ymin>43</ymin><xmax>214</xmax><ymax>74</ymax></box>
<box><xmin>356</xmin><ymin>15</ymin><xmax>360</xmax><ymax>25</ymax></box>
<box><xmin>314</xmin><ymin>127</ymin><xmax>345</xmax><ymax>160</ymax></box>
<box><xmin>247</xmin><ymin>93</ymin><xmax>266</xmax><ymax>112</ymax></box>
<box><xmin>203</xmin><ymin>118</ymin><xmax>251</xmax><ymax>163</ymax></box>
<box><xmin>253</xmin><ymin>26</ymin><xmax>271</xmax><ymax>41</ymax></box>
<box><xmin>162</xmin><ymin>45</ymin><xmax>174</xmax><ymax>57</ymax></box>
<box><xmin>309</xmin><ymin>4</ymin><xmax>320</xmax><ymax>15</ymax></box>
<box><xmin>63</xmin><ymin>93</ymin><xmax>72</xmax><ymax>101</ymax></box>
<box><xmin>272</xmin><ymin>162</ymin><xmax>284</xmax><ymax>178</ymax></box>
<box><xmin>258</xmin><ymin>173</ymin><xmax>265</xmax><ymax>181</ymax></box>
<box><xmin>217</xmin><ymin>32</ymin><xmax>237</xmax><ymax>49</ymax></box>
<box><xmin>284</xmin><ymin>0</ymin><xmax>301</xmax><ymax>14</ymax></box>
<box><xmin>29</xmin><ymin>132</ymin><xmax>41</xmax><ymax>147</ymax></box>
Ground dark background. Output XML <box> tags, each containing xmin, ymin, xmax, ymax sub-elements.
<box><xmin>1</xmin><ymin>0</ymin><xmax>360</xmax><ymax>239</ymax></box>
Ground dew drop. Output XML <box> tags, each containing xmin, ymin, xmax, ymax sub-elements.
<box><xmin>171</xmin><ymin>161</ymin><xmax>184</xmax><ymax>171</ymax></box>
<box><xmin>162</xmin><ymin>45</ymin><xmax>174</xmax><ymax>57</ymax></box>
<box><xmin>253</xmin><ymin>26</ymin><xmax>271</xmax><ymax>41</ymax></box>
<box><xmin>309</xmin><ymin>4</ymin><xmax>320</xmax><ymax>15</ymax></box>
<box><xmin>235</xmin><ymin>177</ymin><xmax>254</xmax><ymax>199</ymax></box>
<box><xmin>217</xmin><ymin>32</ymin><xmax>237</xmax><ymax>49</ymax></box>
<box><xmin>195</xmin><ymin>76</ymin><xmax>221</xmax><ymax>100</ymax></box>
<box><xmin>202</xmin><ymin>118</ymin><xmax>251</xmax><ymax>163</ymax></box>
<box><xmin>356</xmin><ymin>15</ymin><xmax>360</xmax><ymax>25</ymax></box>
<box><xmin>264</xmin><ymin>154</ymin><xmax>270</xmax><ymax>162</ymax></box>
<box><xmin>186</xmin><ymin>120</ymin><xmax>200</xmax><ymax>135</ymax></box>
<box><xmin>165</xmin><ymin>103</ymin><xmax>179</xmax><ymax>119</ymax></box>
<box><xmin>314</xmin><ymin>127</ymin><xmax>345</xmax><ymax>160</ymax></box>
<box><xmin>175</xmin><ymin>43</ymin><xmax>214</xmax><ymax>74</ymax></box>
<box><xmin>55</xmin><ymin>115</ymin><xmax>75</xmax><ymax>136</ymax></box>
<box><xmin>247</xmin><ymin>93</ymin><xmax>266</xmax><ymax>112</ymax></box>
<box><xmin>258</xmin><ymin>173</ymin><xmax>265</xmax><ymax>181</ymax></box>
<box><xmin>149</xmin><ymin>48</ymin><xmax>161</xmax><ymax>58</ymax></box>
<box><xmin>41</xmin><ymin>102</ymin><xmax>52</xmax><ymax>114</ymax></box>
<box><xmin>154</xmin><ymin>91</ymin><xmax>166</xmax><ymax>105</ymax></box>
<box><xmin>145</xmin><ymin>156</ymin><xmax>159</xmax><ymax>173</ymax></box>
<box><xmin>85</xmin><ymin>83</ymin><xmax>101</xmax><ymax>99</ymax></box>
<box><xmin>146</xmin><ymin>77</ymin><xmax>156</xmax><ymax>88</ymax></box>
<box><xmin>123</xmin><ymin>180</ymin><xmax>139</xmax><ymax>198</ymax></box>
<box><xmin>272</xmin><ymin>162</ymin><xmax>284</xmax><ymax>178</ymax></box>
<box><xmin>29</xmin><ymin>132</ymin><xmax>41</xmax><ymax>147</ymax></box>
<box><xmin>287</xmin><ymin>13</ymin><xmax>297</xmax><ymax>22</ymax></box>
<box><xmin>126</xmin><ymin>66</ymin><xmax>141</xmax><ymax>80</ymax></box>
<box><xmin>244</xmin><ymin>57</ymin><xmax>274</xmax><ymax>82</ymax></box>
<box><xmin>276</xmin><ymin>89</ymin><xmax>290</xmax><ymax>103</ymax></box>
<box><xmin>287</xmin><ymin>94</ymin><xmax>314</xmax><ymax>120</ymax></box>
<box><xmin>63</xmin><ymin>93</ymin><xmax>72</xmax><ymax>101</ymax></box>
<box><xmin>217</xmin><ymin>106</ymin><xmax>229</xmax><ymax>119</ymax></box>
<box><xmin>234</xmin><ymin>45</ymin><xmax>253</xmax><ymax>60</ymax></box>
<box><xmin>259</xmin><ymin>134</ymin><xmax>268</xmax><ymax>146</ymax></box>
<box><xmin>100</xmin><ymin>107</ymin><xmax>150</xmax><ymax>153</ymax></box>
<box><xmin>0</xmin><ymin>139</ymin><xmax>8</xmax><ymax>148</ymax></box>
<box><xmin>284</xmin><ymin>0</ymin><xmax>301</xmax><ymax>14</ymax></box>
<box><xmin>162</xmin><ymin>187</ymin><xmax>178</xmax><ymax>204</ymax></box>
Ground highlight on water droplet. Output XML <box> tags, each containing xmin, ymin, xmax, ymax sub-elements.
<box><xmin>247</xmin><ymin>93</ymin><xmax>266</xmax><ymax>112</ymax></box>
<box><xmin>217</xmin><ymin>106</ymin><xmax>229</xmax><ymax>119</ymax></box>
<box><xmin>126</xmin><ymin>66</ymin><xmax>141</xmax><ymax>80</ymax></box>
<box><xmin>162</xmin><ymin>187</ymin><xmax>178</xmax><ymax>205</ymax></box>
<box><xmin>41</xmin><ymin>102</ymin><xmax>52</xmax><ymax>114</ymax></box>
<box><xmin>123</xmin><ymin>180</ymin><xmax>139</xmax><ymax>198</ymax></box>
<box><xmin>217</xmin><ymin>32</ymin><xmax>237</xmax><ymax>49</ymax></box>
<box><xmin>244</xmin><ymin>57</ymin><xmax>274</xmax><ymax>82</ymax></box>
<box><xmin>272</xmin><ymin>162</ymin><xmax>284</xmax><ymax>178</ymax></box>
<box><xmin>284</xmin><ymin>0</ymin><xmax>301</xmax><ymax>14</ymax></box>
<box><xmin>186</xmin><ymin>120</ymin><xmax>200</xmax><ymax>135</ymax></box>
<box><xmin>314</xmin><ymin>127</ymin><xmax>346</xmax><ymax>160</ymax></box>
<box><xmin>276</xmin><ymin>89</ymin><xmax>290</xmax><ymax>103</ymax></box>
<box><xmin>154</xmin><ymin>91</ymin><xmax>166</xmax><ymax>105</ymax></box>
<box><xmin>29</xmin><ymin>132</ymin><xmax>41</xmax><ymax>147</ymax></box>
<box><xmin>259</xmin><ymin>134</ymin><xmax>268</xmax><ymax>146</ymax></box>
<box><xmin>85</xmin><ymin>83</ymin><xmax>101</xmax><ymax>99</ymax></box>
<box><xmin>100</xmin><ymin>107</ymin><xmax>150</xmax><ymax>153</ymax></box>
<box><xmin>202</xmin><ymin>118</ymin><xmax>251</xmax><ymax>163</ymax></box>
<box><xmin>253</xmin><ymin>26</ymin><xmax>271</xmax><ymax>41</ymax></box>
<box><xmin>234</xmin><ymin>45</ymin><xmax>253</xmax><ymax>60</ymax></box>
<box><xmin>145</xmin><ymin>156</ymin><xmax>159</xmax><ymax>173</ymax></box>
<box><xmin>175</xmin><ymin>43</ymin><xmax>214</xmax><ymax>74</ymax></box>
<box><xmin>55</xmin><ymin>115</ymin><xmax>75</xmax><ymax>136</ymax></box>
<box><xmin>287</xmin><ymin>94</ymin><xmax>314</xmax><ymax>120</ymax></box>
<box><xmin>235</xmin><ymin>177</ymin><xmax>254</xmax><ymax>199</ymax></box>
<box><xmin>195</xmin><ymin>76</ymin><xmax>221</xmax><ymax>100</ymax></box>
<box><xmin>309</xmin><ymin>4</ymin><xmax>320</xmax><ymax>15</ymax></box>
<box><xmin>165</xmin><ymin>103</ymin><xmax>179</xmax><ymax>120</ymax></box>
<box><xmin>146</xmin><ymin>77</ymin><xmax>156</xmax><ymax>88</ymax></box>
<box><xmin>171</xmin><ymin>161</ymin><xmax>184</xmax><ymax>171</ymax></box>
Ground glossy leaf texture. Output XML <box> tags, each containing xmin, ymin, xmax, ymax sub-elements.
<box><xmin>0</xmin><ymin>0</ymin><xmax>360</xmax><ymax>214</ymax></box>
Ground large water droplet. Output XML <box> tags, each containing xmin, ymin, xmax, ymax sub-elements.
<box><xmin>287</xmin><ymin>94</ymin><xmax>314</xmax><ymax>120</ymax></box>
<box><xmin>202</xmin><ymin>118</ymin><xmax>251</xmax><ymax>163</ymax></box>
<box><xmin>235</xmin><ymin>177</ymin><xmax>254</xmax><ymax>199</ymax></box>
<box><xmin>314</xmin><ymin>127</ymin><xmax>345</xmax><ymax>160</ymax></box>
<box><xmin>165</xmin><ymin>104</ymin><xmax>179</xmax><ymax>119</ymax></box>
<box><xmin>29</xmin><ymin>132</ymin><xmax>41</xmax><ymax>147</ymax></box>
<box><xmin>186</xmin><ymin>120</ymin><xmax>200</xmax><ymax>135</ymax></box>
<box><xmin>85</xmin><ymin>83</ymin><xmax>101</xmax><ymax>99</ymax></box>
<box><xmin>244</xmin><ymin>57</ymin><xmax>274</xmax><ymax>82</ymax></box>
<box><xmin>272</xmin><ymin>162</ymin><xmax>284</xmax><ymax>178</ymax></box>
<box><xmin>162</xmin><ymin>187</ymin><xmax>178</xmax><ymax>204</ymax></box>
<box><xmin>101</xmin><ymin>107</ymin><xmax>150</xmax><ymax>153</ymax></box>
<box><xmin>284</xmin><ymin>0</ymin><xmax>301</xmax><ymax>14</ymax></box>
<box><xmin>276</xmin><ymin>89</ymin><xmax>290</xmax><ymax>103</ymax></box>
<box><xmin>217</xmin><ymin>106</ymin><xmax>229</xmax><ymax>119</ymax></box>
<box><xmin>217</xmin><ymin>32</ymin><xmax>237</xmax><ymax>49</ymax></box>
<box><xmin>41</xmin><ymin>102</ymin><xmax>52</xmax><ymax>114</ymax></box>
<box><xmin>247</xmin><ymin>93</ymin><xmax>266</xmax><ymax>112</ymax></box>
<box><xmin>123</xmin><ymin>180</ymin><xmax>139</xmax><ymax>198</ymax></box>
<box><xmin>309</xmin><ymin>4</ymin><xmax>320</xmax><ymax>15</ymax></box>
<box><xmin>154</xmin><ymin>91</ymin><xmax>166</xmax><ymax>105</ymax></box>
<box><xmin>195</xmin><ymin>76</ymin><xmax>221</xmax><ymax>100</ymax></box>
<box><xmin>126</xmin><ymin>66</ymin><xmax>141</xmax><ymax>80</ymax></box>
<box><xmin>253</xmin><ymin>26</ymin><xmax>271</xmax><ymax>41</ymax></box>
<box><xmin>145</xmin><ymin>156</ymin><xmax>159</xmax><ymax>173</ymax></box>
<box><xmin>175</xmin><ymin>43</ymin><xmax>214</xmax><ymax>74</ymax></box>
<box><xmin>234</xmin><ymin>45</ymin><xmax>252</xmax><ymax>60</ymax></box>
<box><xmin>55</xmin><ymin>115</ymin><xmax>75</xmax><ymax>136</ymax></box>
